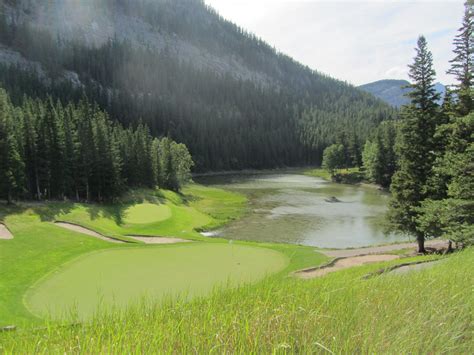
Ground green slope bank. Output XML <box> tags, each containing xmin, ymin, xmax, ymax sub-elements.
<box><xmin>0</xmin><ymin>184</ymin><xmax>326</xmax><ymax>327</ymax></box>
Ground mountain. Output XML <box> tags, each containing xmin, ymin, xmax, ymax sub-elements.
<box><xmin>0</xmin><ymin>0</ymin><xmax>395</xmax><ymax>171</ymax></box>
<box><xmin>359</xmin><ymin>79</ymin><xmax>446</xmax><ymax>108</ymax></box>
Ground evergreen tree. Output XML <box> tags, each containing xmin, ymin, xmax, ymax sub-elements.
<box><xmin>21</xmin><ymin>99</ymin><xmax>42</xmax><ymax>199</ymax></box>
<box><xmin>62</xmin><ymin>104</ymin><xmax>80</xmax><ymax>199</ymax></box>
<box><xmin>151</xmin><ymin>138</ymin><xmax>161</xmax><ymax>187</ymax></box>
<box><xmin>417</xmin><ymin>113</ymin><xmax>474</xmax><ymax>245</ymax></box>
<box><xmin>362</xmin><ymin>121</ymin><xmax>397</xmax><ymax>188</ymax></box>
<box><xmin>416</xmin><ymin>2</ymin><xmax>474</xmax><ymax>245</ymax></box>
<box><xmin>389</xmin><ymin>36</ymin><xmax>440</xmax><ymax>253</ymax></box>
<box><xmin>0</xmin><ymin>89</ymin><xmax>24</xmax><ymax>203</ymax></box>
<box><xmin>347</xmin><ymin>131</ymin><xmax>362</xmax><ymax>167</ymax></box>
<box><xmin>447</xmin><ymin>0</ymin><xmax>474</xmax><ymax>116</ymax></box>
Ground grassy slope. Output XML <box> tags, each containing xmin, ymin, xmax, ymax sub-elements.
<box><xmin>2</xmin><ymin>249</ymin><xmax>472</xmax><ymax>353</ymax></box>
<box><xmin>0</xmin><ymin>184</ymin><xmax>326</xmax><ymax>327</ymax></box>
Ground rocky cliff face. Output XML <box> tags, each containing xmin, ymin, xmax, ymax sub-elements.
<box><xmin>1</xmin><ymin>0</ymin><xmax>271</xmax><ymax>85</ymax></box>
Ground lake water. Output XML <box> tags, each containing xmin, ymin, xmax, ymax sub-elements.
<box><xmin>196</xmin><ymin>173</ymin><xmax>410</xmax><ymax>248</ymax></box>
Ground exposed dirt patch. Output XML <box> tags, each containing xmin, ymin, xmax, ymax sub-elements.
<box><xmin>0</xmin><ymin>223</ymin><xmax>13</xmax><ymax>240</ymax></box>
<box><xmin>297</xmin><ymin>254</ymin><xmax>400</xmax><ymax>279</ymax></box>
<box><xmin>54</xmin><ymin>222</ymin><xmax>125</xmax><ymax>244</ymax></box>
<box><xmin>320</xmin><ymin>240</ymin><xmax>448</xmax><ymax>258</ymax></box>
<box><xmin>127</xmin><ymin>236</ymin><xmax>192</xmax><ymax>244</ymax></box>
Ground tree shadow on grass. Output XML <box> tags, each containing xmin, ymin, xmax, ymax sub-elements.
<box><xmin>0</xmin><ymin>200</ymin><xmax>76</xmax><ymax>223</ymax></box>
<box><xmin>82</xmin><ymin>204</ymin><xmax>127</xmax><ymax>226</ymax></box>
<box><xmin>0</xmin><ymin>188</ymin><xmax>175</xmax><ymax>227</ymax></box>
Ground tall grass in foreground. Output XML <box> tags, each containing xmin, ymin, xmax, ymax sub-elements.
<box><xmin>2</xmin><ymin>250</ymin><xmax>473</xmax><ymax>353</ymax></box>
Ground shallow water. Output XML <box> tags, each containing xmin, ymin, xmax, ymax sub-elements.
<box><xmin>197</xmin><ymin>173</ymin><xmax>409</xmax><ymax>248</ymax></box>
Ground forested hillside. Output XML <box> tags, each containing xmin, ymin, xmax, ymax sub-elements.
<box><xmin>359</xmin><ymin>79</ymin><xmax>446</xmax><ymax>108</ymax></box>
<box><xmin>0</xmin><ymin>0</ymin><xmax>395</xmax><ymax>171</ymax></box>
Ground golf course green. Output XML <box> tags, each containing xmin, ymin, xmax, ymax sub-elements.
<box><xmin>26</xmin><ymin>243</ymin><xmax>288</xmax><ymax>320</ymax></box>
<box><xmin>124</xmin><ymin>203</ymin><xmax>172</xmax><ymax>224</ymax></box>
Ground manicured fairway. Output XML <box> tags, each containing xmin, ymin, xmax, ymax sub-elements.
<box><xmin>26</xmin><ymin>243</ymin><xmax>289</xmax><ymax>320</ymax></box>
<box><xmin>124</xmin><ymin>203</ymin><xmax>172</xmax><ymax>224</ymax></box>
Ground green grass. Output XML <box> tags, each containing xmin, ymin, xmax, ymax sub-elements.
<box><xmin>183</xmin><ymin>184</ymin><xmax>248</xmax><ymax>230</ymax></box>
<box><xmin>2</xmin><ymin>249</ymin><xmax>472</xmax><ymax>353</ymax></box>
<box><xmin>26</xmin><ymin>243</ymin><xmax>288</xmax><ymax>321</ymax></box>
<box><xmin>304</xmin><ymin>167</ymin><xmax>333</xmax><ymax>180</ymax></box>
<box><xmin>0</xmin><ymin>209</ymin><xmax>112</xmax><ymax>327</ymax></box>
<box><xmin>123</xmin><ymin>203</ymin><xmax>172</xmax><ymax>224</ymax></box>
<box><xmin>2</xmin><ymin>182</ymin><xmax>471</xmax><ymax>352</ymax></box>
<box><xmin>50</xmin><ymin>184</ymin><xmax>247</xmax><ymax>240</ymax></box>
<box><xmin>0</xmin><ymin>184</ymin><xmax>325</xmax><ymax>327</ymax></box>
<box><xmin>305</xmin><ymin>167</ymin><xmax>360</xmax><ymax>180</ymax></box>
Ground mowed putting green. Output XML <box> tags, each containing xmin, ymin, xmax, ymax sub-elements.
<box><xmin>124</xmin><ymin>203</ymin><xmax>172</xmax><ymax>224</ymax></box>
<box><xmin>26</xmin><ymin>243</ymin><xmax>288</xmax><ymax>320</ymax></box>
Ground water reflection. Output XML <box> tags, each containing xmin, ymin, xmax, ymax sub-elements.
<box><xmin>196</xmin><ymin>173</ymin><xmax>409</xmax><ymax>248</ymax></box>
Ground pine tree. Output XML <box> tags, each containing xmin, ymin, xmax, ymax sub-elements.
<box><xmin>48</xmin><ymin>99</ymin><xmax>66</xmax><ymax>198</ymax></box>
<box><xmin>417</xmin><ymin>113</ymin><xmax>474</xmax><ymax>245</ymax></box>
<box><xmin>151</xmin><ymin>138</ymin><xmax>161</xmax><ymax>187</ymax></box>
<box><xmin>21</xmin><ymin>99</ymin><xmax>40</xmax><ymax>199</ymax></box>
<box><xmin>0</xmin><ymin>89</ymin><xmax>24</xmax><ymax>203</ymax></box>
<box><xmin>62</xmin><ymin>104</ymin><xmax>80</xmax><ymax>199</ymax></box>
<box><xmin>389</xmin><ymin>36</ymin><xmax>440</xmax><ymax>253</ymax></box>
<box><xmin>76</xmin><ymin>101</ymin><xmax>95</xmax><ymax>201</ymax></box>
<box><xmin>362</xmin><ymin>121</ymin><xmax>397</xmax><ymax>188</ymax></box>
<box><xmin>447</xmin><ymin>0</ymin><xmax>474</xmax><ymax>115</ymax></box>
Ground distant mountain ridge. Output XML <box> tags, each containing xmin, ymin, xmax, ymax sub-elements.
<box><xmin>359</xmin><ymin>79</ymin><xmax>446</xmax><ymax>108</ymax></box>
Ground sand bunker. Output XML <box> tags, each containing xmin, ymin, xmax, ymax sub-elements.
<box><xmin>54</xmin><ymin>222</ymin><xmax>125</xmax><ymax>244</ymax></box>
<box><xmin>297</xmin><ymin>254</ymin><xmax>400</xmax><ymax>279</ymax></box>
<box><xmin>0</xmin><ymin>223</ymin><xmax>13</xmax><ymax>240</ymax></box>
<box><xmin>128</xmin><ymin>236</ymin><xmax>192</xmax><ymax>244</ymax></box>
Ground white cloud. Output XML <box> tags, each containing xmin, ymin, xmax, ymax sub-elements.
<box><xmin>385</xmin><ymin>66</ymin><xmax>408</xmax><ymax>80</ymax></box>
<box><xmin>205</xmin><ymin>0</ymin><xmax>464</xmax><ymax>85</ymax></box>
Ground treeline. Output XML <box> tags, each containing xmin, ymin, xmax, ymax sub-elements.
<box><xmin>0</xmin><ymin>0</ymin><xmax>395</xmax><ymax>171</ymax></box>
<box><xmin>321</xmin><ymin>2</ymin><xmax>473</xmax><ymax>249</ymax></box>
<box><xmin>0</xmin><ymin>88</ymin><xmax>193</xmax><ymax>203</ymax></box>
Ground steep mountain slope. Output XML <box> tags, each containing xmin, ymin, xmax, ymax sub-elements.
<box><xmin>0</xmin><ymin>0</ymin><xmax>395</xmax><ymax>171</ymax></box>
<box><xmin>359</xmin><ymin>79</ymin><xmax>446</xmax><ymax>108</ymax></box>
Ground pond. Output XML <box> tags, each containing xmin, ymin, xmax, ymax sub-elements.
<box><xmin>196</xmin><ymin>173</ymin><xmax>410</xmax><ymax>248</ymax></box>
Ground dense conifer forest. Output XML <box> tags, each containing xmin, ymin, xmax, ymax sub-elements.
<box><xmin>0</xmin><ymin>0</ymin><xmax>395</xmax><ymax>171</ymax></box>
<box><xmin>0</xmin><ymin>88</ymin><xmax>193</xmax><ymax>202</ymax></box>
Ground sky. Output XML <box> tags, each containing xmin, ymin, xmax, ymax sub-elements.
<box><xmin>204</xmin><ymin>0</ymin><xmax>464</xmax><ymax>86</ymax></box>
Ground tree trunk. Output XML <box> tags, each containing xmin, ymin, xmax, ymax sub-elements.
<box><xmin>417</xmin><ymin>233</ymin><xmax>426</xmax><ymax>253</ymax></box>
<box><xmin>6</xmin><ymin>189</ymin><xmax>12</xmax><ymax>205</ymax></box>
<box><xmin>35</xmin><ymin>166</ymin><xmax>41</xmax><ymax>200</ymax></box>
